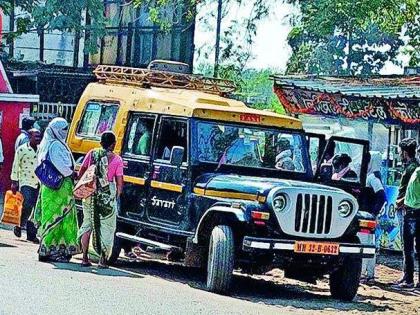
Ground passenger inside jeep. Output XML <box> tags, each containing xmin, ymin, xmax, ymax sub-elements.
<box><xmin>132</xmin><ymin>121</ymin><xmax>152</xmax><ymax>156</ymax></box>
<box><xmin>275</xmin><ymin>138</ymin><xmax>296</xmax><ymax>171</ymax></box>
<box><xmin>331</xmin><ymin>153</ymin><xmax>358</xmax><ymax>181</ymax></box>
<box><xmin>157</xmin><ymin>119</ymin><xmax>187</xmax><ymax>161</ymax></box>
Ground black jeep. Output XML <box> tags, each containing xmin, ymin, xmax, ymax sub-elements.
<box><xmin>109</xmin><ymin>115</ymin><xmax>375</xmax><ymax>301</ymax></box>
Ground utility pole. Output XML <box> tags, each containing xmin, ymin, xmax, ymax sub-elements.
<box><xmin>73</xmin><ymin>29</ymin><xmax>80</xmax><ymax>68</ymax></box>
<box><xmin>8</xmin><ymin>0</ymin><xmax>15</xmax><ymax>58</ymax></box>
<box><xmin>83</xmin><ymin>10</ymin><xmax>91</xmax><ymax>68</ymax></box>
<box><xmin>39</xmin><ymin>26</ymin><xmax>45</xmax><ymax>62</ymax></box>
<box><xmin>214</xmin><ymin>0</ymin><xmax>222</xmax><ymax>78</ymax></box>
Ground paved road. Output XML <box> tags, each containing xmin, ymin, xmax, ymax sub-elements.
<box><xmin>1</xmin><ymin>226</ymin><xmax>419</xmax><ymax>315</ymax></box>
<box><xmin>0</xmin><ymin>227</ymin><xmax>288</xmax><ymax>315</ymax></box>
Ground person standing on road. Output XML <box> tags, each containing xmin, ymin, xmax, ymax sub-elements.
<box><xmin>400</xmin><ymin>165</ymin><xmax>420</xmax><ymax>290</ymax></box>
<box><xmin>395</xmin><ymin>138</ymin><xmax>419</xmax><ymax>288</ymax></box>
<box><xmin>15</xmin><ymin>117</ymin><xmax>36</xmax><ymax>150</ymax></box>
<box><xmin>361</xmin><ymin>152</ymin><xmax>386</xmax><ymax>283</ymax></box>
<box><xmin>11</xmin><ymin>129</ymin><xmax>42</xmax><ymax>243</ymax></box>
<box><xmin>78</xmin><ymin>131</ymin><xmax>124</xmax><ymax>268</ymax></box>
<box><xmin>33</xmin><ymin>118</ymin><xmax>80</xmax><ymax>263</ymax></box>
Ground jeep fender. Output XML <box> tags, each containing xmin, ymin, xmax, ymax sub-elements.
<box><xmin>193</xmin><ymin>206</ymin><xmax>247</xmax><ymax>244</ymax></box>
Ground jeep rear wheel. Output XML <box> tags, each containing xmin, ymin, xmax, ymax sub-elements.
<box><xmin>329</xmin><ymin>255</ymin><xmax>362</xmax><ymax>301</ymax></box>
<box><xmin>206</xmin><ymin>225</ymin><xmax>234</xmax><ymax>294</ymax></box>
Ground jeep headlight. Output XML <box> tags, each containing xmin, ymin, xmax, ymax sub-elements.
<box><xmin>272</xmin><ymin>193</ymin><xmax>288</xmax><ymax>213</ymax></box>
<box><xmin>338</xmin><ymin>200</ymin><xmax>353</xmax><ymax>217</ymax></box>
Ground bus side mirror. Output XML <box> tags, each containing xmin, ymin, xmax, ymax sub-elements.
<box><xmin>170</xmin><ymin>146</ymin><xmax>185</xmax><ymax>167</ymax></box>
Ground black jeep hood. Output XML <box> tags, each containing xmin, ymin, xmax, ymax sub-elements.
<box><xmin>194</xmin><ymin>173</ymin><xmax>342</xmax><ymax>197</ymax></box>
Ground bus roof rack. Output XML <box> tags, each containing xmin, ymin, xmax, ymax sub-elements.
<box><xmin>93</xmin><ymin>64</ymin><xmax>237</xmax><ymax>96</ymax></box>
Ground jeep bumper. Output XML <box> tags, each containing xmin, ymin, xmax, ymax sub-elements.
<box><xmin>242</xmin><ymin>236</ymin><xmax>375</xmax><ymax>258</ymax></box>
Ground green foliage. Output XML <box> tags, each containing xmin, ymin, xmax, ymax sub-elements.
<box><xmin>9</xmin><ymin>0</ymin><xmax>106</xmax><ymax>54</ymax></box>
<box><xmin>285</xmin><ymin>0</ymin><xmax>419</xmax><ymax>74</ymax></box>
<box><xmin>0</xmin><ymin>0</ymin><xmax>10</xmax><ymax>11</ymax></box>
<box><xmin>133</xmin><ymin>0</ymin><xmax>275</xmax><ymax>69</ymax></box>
<box><xmin>196</xmin><ymin>63</ymin><xmax>285</xmax><ymax>114</ymax></box>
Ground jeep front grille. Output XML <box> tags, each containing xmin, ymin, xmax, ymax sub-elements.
<box><xmin>295</xmin><ymin>194</ymin><xmax>333</xmax><ymax>235</ymax></box>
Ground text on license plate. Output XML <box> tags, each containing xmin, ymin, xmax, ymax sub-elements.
<box><xmin>294</xmin><ymin>241</ymin><xmax>339</xmax><ymax>255</ymax></box>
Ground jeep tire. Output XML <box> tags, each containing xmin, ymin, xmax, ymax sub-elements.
<box><xmin>206</xmin><ymin>225</ymin><xmax>234</xmax><ymax>294</ymax></box>
<box><xmin>329</xmin><ymin>255</ymin><xmax>362</xmax><ymax>301</ymax></box>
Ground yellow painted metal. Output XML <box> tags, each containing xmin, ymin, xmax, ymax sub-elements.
<box><xmin>123</xmin><ymin>176</ymin><xmax>146</xmax><ymax>186</ymax></box>
<box><xmin>193</xmin><ymin>187</ymin><xmax>266</xmax><ymax>203</ymax></box>
<box><xmin>151</xmin><ymin>180</ymin><xmax>183</xmax><ymax>193</ymax></box>
<box><xmin>93</xmin><ymin>64</ymin><xmax>237</xmax><ymax>95</ymax></box>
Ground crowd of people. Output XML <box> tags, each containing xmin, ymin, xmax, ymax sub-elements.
<box><xmin>8</xmin><ymin>117</ymin><xmax>123</xmax><ymax>268</ymax></box>
<box><xmin>2</xmin><ymin>116</ymin><xmax>420</xmax><ymax>286</ymax></box>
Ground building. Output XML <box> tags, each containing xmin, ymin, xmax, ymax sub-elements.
<box><xmin>1</xmin><ymin>1</ymin><xmax>195</xmax><ymax>68</ymax></box>
<box><xmin>0</xmin><ymin>1</ymin><xmax>196</xmax><ymax>121</ymax></box>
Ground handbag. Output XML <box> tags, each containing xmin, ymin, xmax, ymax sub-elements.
<box><xmin>35</xmin><ymin>152</ymin><xmax>64</xmax><ymax>190</ymax></box>
<box><xmin>73</xmin><ymin>164</ymin><xmax>97</xmax><ymax>200</ymax></box>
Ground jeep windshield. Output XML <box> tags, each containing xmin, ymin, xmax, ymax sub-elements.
<box><xmin>192</xmin><ymin>120</ymin><xmax>310</xmax><ymax>174</ymax></box>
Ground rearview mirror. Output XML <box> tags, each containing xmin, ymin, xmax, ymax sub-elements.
<box><xmin>170</xmin><ymin>146</ymin><xmax>185</xmax><ymax>167</ymax></box>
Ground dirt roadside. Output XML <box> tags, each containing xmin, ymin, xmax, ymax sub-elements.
<box><xmin>234</xmin><ymin>253</ymin><xmax>419</xmax><ymax>314</ymax></box>
<box><xmin>116</xmin><ymin>245</ymin><xmax>419</xmax><ymax>314</ymax></box>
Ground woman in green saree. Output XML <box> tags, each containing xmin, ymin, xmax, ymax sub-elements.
<box><xmin>34</xmin><ymin>118</ymin><xmax>80</xmax><ymax>262</ymax></box>
<box><xmin>78</xmin><ymin>132</ymin><xmax>124</xmax><ymax>268</ymax></box>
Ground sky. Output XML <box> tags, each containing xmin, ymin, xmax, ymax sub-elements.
<box><xmin>194</xmin><ymin>2</ymin><xmax>407</xmax><ymax>75</ymax></box>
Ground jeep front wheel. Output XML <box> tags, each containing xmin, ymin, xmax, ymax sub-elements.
<box><xmin>206</xmin><ymin>225</ymin><xmax>234</xmax><ymax>294</ymax></box>
<box><xmin>329</xmin><ymin>255</ymin><xmax>362</xmax><ymax>301</ymax></box>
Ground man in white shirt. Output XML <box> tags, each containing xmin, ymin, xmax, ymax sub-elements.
<box><xmin>11</xmin><ymin>129</ymin><xmax>41</xmax><ymax>243</ymax></box>
<box><xmin>15</xmin><ymin>117</ymin><xmax>36</xmax><ymax>150</ymax></box>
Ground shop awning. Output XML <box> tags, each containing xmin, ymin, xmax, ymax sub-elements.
<box><xmin>272</xmin><ymin>75</ymin><xmax>420</xmax><ymax>127</ymax></box>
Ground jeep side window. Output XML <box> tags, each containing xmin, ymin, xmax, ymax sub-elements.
<box><xmin>78</xmin><ymin>101</ymin><xmax>119</xmax><ymax>137</ymax></box>
<box><xmin>123</xmin><ymin>114</ymin><xmax>155</xmax><ymax>157</ymax></box>
<box><xmin>156</xmin><ymin>118</ymin><xmax>188</xmax><ymax>162</ymax></box>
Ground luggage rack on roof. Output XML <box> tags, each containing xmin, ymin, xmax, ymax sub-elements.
<box><xmin>93</xmin><ymin>65</ymin><xmax>237</xmax><ymax>95</ymax></box>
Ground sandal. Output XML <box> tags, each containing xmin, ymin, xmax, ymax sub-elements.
<box><xmin>81</xmin><ymin>261</ymin><xmax>92</xmax><ymax>267</ymax></box>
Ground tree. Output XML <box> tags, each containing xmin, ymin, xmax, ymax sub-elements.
<box><xmin>285</xmin><ymin>0</ymin><xmax>418</xmax><ymax>75</ymax></box>
<box><xmin>133</xmin><ymin>0</ymin><xmax>276</xmax><ymax>73</ymax></box>
<box><xmin>196</xmin><ymin>63</ymin><xmax>285</xmax><ymax>114</ymax></box>
<box><xmin>6</xmin><ymin>0</ymin><xmax>106</xmax><ymax>56</ymax></box>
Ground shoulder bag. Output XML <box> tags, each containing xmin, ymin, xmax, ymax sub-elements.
<box><xmin>73</xmin><ymin>164</ymin><xmax>97</xmax><ymax>200</ymax></box>
<box><xmin>35</xmin><ymin>151</ymin><xmax>64</xmax><ymax>190</ymax></box>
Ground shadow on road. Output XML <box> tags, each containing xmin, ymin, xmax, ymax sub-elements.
<box><xmin>0</xmin><ymin>242</ymin><xmax>16</xmax><ymax>248</ymax></box>
<box><xmin>111</xmin><ymin>258</ymin><xmax>394</xmax><ymax>313</ymax></box>
<box><xmin>51</xmin><ymin>259</ymin><xmax>144</xmax><ymax>279</ymax></box>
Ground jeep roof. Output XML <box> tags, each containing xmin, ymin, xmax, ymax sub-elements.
<box><xmin>69</xmin><ymin>64</ymin><xmax>302</xmax><ymax>154</ymax></box>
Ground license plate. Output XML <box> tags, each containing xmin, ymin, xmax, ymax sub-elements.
<box><xmin>294</xmin><ymin>241</ymin><xmax>339</xmax><ymax>255</ymax></box>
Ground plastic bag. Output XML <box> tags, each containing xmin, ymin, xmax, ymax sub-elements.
<box><xmin>1</xmin><ymin>191</ymin><xmax>24</xmax><ymax>226</ymax></box>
